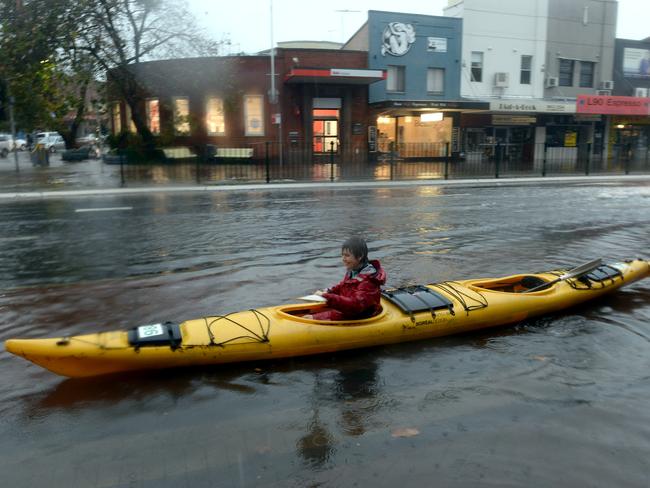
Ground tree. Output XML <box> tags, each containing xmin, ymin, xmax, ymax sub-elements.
<box><xmin>74</xmin><ymin>0</ymin><xmax>221</xmax><ymax>151</ymax></box>
<box><xmin>0</xmin><ymin>0</ymin><xmax>101</xmax><ymax>144</ymax></box>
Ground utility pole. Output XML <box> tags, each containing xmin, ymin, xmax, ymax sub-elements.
<box><xmin>269</xmin><ymin>0</ymin><xmax>282</xmax><ymax>164</ymax></box>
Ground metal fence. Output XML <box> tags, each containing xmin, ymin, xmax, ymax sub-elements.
<box><xmin>110</xmin><ymin>141</ymin><xmax>650</xmax><ymax>186</ymax></box>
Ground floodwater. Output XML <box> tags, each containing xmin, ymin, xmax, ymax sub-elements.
<box><xmin>1</xmin><ymin>181</ymin><xmax>649</xmax><ymax>487</ymax></box>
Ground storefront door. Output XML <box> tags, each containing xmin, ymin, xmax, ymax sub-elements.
<box><xmin>313</xmin><ymin>109</ymin><xmax>339</xmax><ymax>153</ymax></box>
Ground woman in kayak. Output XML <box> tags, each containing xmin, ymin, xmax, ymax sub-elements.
<box><xmin>306</xmin><ymin>236</ymin><xmax>387</xmax><ymax>321</ymax></box>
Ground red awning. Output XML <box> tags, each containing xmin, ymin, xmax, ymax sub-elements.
<box><xmin>284</xmin><ymin>68</ymin><xmax>386</xmax><ymax>85</ymax></box>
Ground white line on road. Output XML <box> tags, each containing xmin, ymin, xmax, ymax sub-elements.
<box><xmin>74</xmin><ymin>207</ymin><xmax>133</xmax><ymax>213</ymax></box>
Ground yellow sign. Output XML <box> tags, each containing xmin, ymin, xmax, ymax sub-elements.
<box><xmin>564</xmin><ymin>131</ymin><xmax>577</xmax><ymax>147</ymax></box>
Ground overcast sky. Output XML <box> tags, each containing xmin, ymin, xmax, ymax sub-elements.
<box><xmin>188</xmin><ymin>0</ymin><xmax>648</xmax><ymax>54</ymax></box>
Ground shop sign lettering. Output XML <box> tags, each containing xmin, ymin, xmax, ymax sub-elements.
<box><xmin>576</xmin><ymin>95</ymin><xmax>650</xmax><ymax>115</ymax></box>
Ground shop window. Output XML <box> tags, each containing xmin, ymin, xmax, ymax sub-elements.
<box><xmin>471</xmin><ymin>52</ymin><xmax>483</xmax><ymax>82</ymax></box>
<box><xmin>520</xmin><ymin>55</ymin><xmax>532</xmax><ymax>84</ymax></box>
<box><xmin>387</xmin><ymin>65</ymin><xmax>405</xmax><ymax>92</ymax></box>
<box><xmin>145</xmin><ymin>98</ymin><xmax>160</xmax><ymax>135</ymax></box>
<box><xmin>580</xmin><ymin>61</ymin><xmax>595</xmax><ymax>88</ymax></box>
<box><xmin>559</xmin><ymin>59</ymin><xmax>574</xmax><ymax>87</ymax></box>
<box><xmin>376</xmin><ymin>116</ymin><xmax>395</xmax><ymax>153</ymax></box>
<box><xmin>112</xmin><ymin>102</ymin><xmax>121</xmax><ymax>134</ymax></box>
<box><xmin>427</xmin><ymin>68</ymin><xmax>445</xmax><ymax>94</ymax></box>
<box><xmin>173</xmin><ymin>97</ymin><xmax>190</xmax><ymax>135</ymax></box>
<box><xmin>313</xmin><ymin>109</ymin><xmax>339</xmax><ymax>153</ymax></box>
<box><xmin>206</xmin><ymin>97</ymin><xmax>225</xmax><ymax>136</ymax></box>
<box><xmin>244</xmin><ymin>95</ymin><xmax>264</xmax><ymax>136</ymax></box>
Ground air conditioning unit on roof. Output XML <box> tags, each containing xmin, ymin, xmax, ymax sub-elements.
<box><xmin>599</xmin><ymin>80</ymin><xmax>614</xmax><ymax>90</ymax></box>
<box><xmin>546</xmin><ymin>76</ymin><xmax>559</xmax><ymax>88</ymax></box>
<box><xmin>494</xmin><ymin>72</ymin><xmax>509</xmax><ymax>87</ymax></box>
<box><xmin>634</xmin><ymin>87</ymin><xmax>648</xmax><ymax>97</ymax></box>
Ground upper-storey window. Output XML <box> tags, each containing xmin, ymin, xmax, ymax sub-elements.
<box><xmin>520</xmin><ymin>55</ymin><xmax>532</xmax><ymax>85</ymax></box>
<box><xmin>580</xmin><ymin>61</ymin><xmax>595</xmax><ymax>88</ymax></box>
<box><xmin>386</xmin><ymin>65</ymin><xmax>405</xmax><ymax>92</ymax></box>
<box><xmin>471</xmin><ymin>52</ymin><xmax>483</xmax><ymax>82</ymax></box>
<box><xmin>559</xmin><ymin>59</ymin><xmax>574</xmax><ymax>87</ymax></box>
<box><xmin>427</xmin><ymin>68</ymin><xmax>445</xmax><ymax>94</ymax></box>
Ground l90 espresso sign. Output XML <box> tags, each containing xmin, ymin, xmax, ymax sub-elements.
<box><xmin>576</xmin><ymin>95</ymin><xmax>650</xmax><ymax>115</ymax></box>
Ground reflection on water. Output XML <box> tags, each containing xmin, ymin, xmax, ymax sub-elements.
<box><xmin>1</xmin><ymin>182</ymin><xmax>649</xmax><ymax>487</ymax></box>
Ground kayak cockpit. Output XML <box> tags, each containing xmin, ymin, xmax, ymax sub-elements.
<box><xmin>278</xmin><ymin>285</ymin><xmax>456</xmax><ymax>325</ymax></box>
<box><xmin>278</xmin><ymin>303</ymin><xmax>388</xmax><ymax>325</ymax></box>
<box><xmin>469</xmin><ymin>275</ymin><xmax>552</xmax><ymax>293</ymax></box>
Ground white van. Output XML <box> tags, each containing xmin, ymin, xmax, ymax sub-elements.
<box><xmin>36</xmin><ymin>132</ymin><xmax>66</xmax><ymax>152</ymax></box>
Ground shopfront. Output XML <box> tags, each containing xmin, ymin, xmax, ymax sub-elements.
<box><xmin>577</xmin><ymin>94</ymin><xmax>650</xmax><ymax>160</ymax></box>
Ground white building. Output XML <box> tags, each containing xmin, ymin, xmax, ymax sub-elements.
<box><xmin>445</xmin><ymin>0</ymin><xmax>617</xmax><ymax>166</ymax></box>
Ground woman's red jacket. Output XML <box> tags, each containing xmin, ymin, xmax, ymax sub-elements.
<box><xmin>320</xmin><ymin>259</ymin><xmax>387</xmax><ymax>320</ymax></box>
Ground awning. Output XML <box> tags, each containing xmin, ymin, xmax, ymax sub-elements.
<box><xmin>284</xmin><ymin>68</ymin><xmax>386</xmax><ymax>85</ymax></box>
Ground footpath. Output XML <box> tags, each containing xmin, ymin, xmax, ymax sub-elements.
<box><xmin>1</xmin><ymin>150</ymin><xmax>650</xmax><ymax>200</ymax></box>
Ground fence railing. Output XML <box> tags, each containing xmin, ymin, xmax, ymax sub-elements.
<box><xmin>110</xmin><ymin>141</ymin><xmax>650</xmax><ymax>186</ymax></box>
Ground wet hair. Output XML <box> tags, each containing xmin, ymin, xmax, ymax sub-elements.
<box><xmin>342</xmin><ymin>236</ymin><xmax>368</xmax><ymax>261</ymax></box>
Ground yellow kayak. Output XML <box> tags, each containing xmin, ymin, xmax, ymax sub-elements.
<box><xmin>5</xmin><ymin>259</ymin><xmax>649</xmax><ymax>378</ymax></box>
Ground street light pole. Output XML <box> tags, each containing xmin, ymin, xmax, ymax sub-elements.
<box><xmin>269</xmin><ymin>0</ymin><xmax>282</xmax><ymax>165</ymax></box>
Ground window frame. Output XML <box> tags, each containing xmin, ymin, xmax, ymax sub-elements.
<box><xmin>559</xmin><ymin>59</ymin><xmax>574</xmax><ymax>87</ymax></box>
<box><xmin>145</xmin><ymin>98</ymin><xmax>160</xmax><ymax>135</ymax></box>
<box><xmin>386</xmin><ymin>65</ymin><xmax>405</xmax><ymax>92</ymax></box>
<box><xmin>243</xmin><ymin>94</ymin><xmax>265</xmax><ymax>137</ymax></box>
<box><xmin>579</xmin><ymin>61</ymin><xmax>595</xmax><ymax>88</ymax></box>
<box><xmin>172</xmin><ymin>96</ymin><xmax>191</xmax><ymax>136</ymax></box>
<box><xmin>427</xmin><ymin>67</ymin><xmax>445</xmax><ymax>94</ymax></box>
<box><xmin>520</xmin><ymin>55</ymin><xmax>532</xmax><ymax>85</ymax></box>
<box><xmin>205</xmin><ymin>96</ymin><xmax>226</xmax><ymax>136</ymax></box>
<box><xmin>471</xmin><ymin>51</ymin><xmax>483</xmax><ymax>82</ymax></box>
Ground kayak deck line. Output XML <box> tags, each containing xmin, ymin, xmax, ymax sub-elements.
<box><xmin>4</xmin><ymin>259</ymin><xmax>649</xmax><ymax>378</ymax></box>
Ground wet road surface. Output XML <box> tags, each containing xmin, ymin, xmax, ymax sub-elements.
<box><xmin>1</xmin><ymin>181</ymin><xmax>649</xmax><ymax>487</ymax></box>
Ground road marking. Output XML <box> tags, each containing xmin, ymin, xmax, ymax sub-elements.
<box><xmin>75</xmin><ymin>207</ymin><xmax>133</xmax><ymax>213</ymax></box>
<box><xmin>272</xmin><ymin>199</ymin><xmax>321</xmax><ymax>204</ymax></box>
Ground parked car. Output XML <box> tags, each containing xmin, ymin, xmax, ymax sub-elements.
<box><xmin>0</xmin><ymin>134</ymin><xmax>12</xmax><ymax>158</ymax></box>
<box><xmin>12</xmin><ymin>137</ymin><xmax>27</xmax><ymax>151</ymax></box>
<box><xmin>75</xmin><ymin>134</ymin><xmax>98</xmax><ymax>147</ymax></box>
<box><xmin>35</xmin><ymin>132</ymin><xmax>66</xmax><ymax>153</ymax></box>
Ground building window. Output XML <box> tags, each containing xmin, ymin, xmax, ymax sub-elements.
<box><xmin>386</xmin><ymin>65</ymin><xmax>405</xmax><ymax>92</ymax></box>
<box><xmin>471</xmin><ymin>52</ymin><xmax>483</xmax><ymax>82</ymax></box>
<box><xmin>559</xmin><ymin>59</ymin><xmax>574</xmax><ymax>86</ymax></box>
<box><xmin>173</xmin><ymin>97</ymin><xmax>190</xmax><ymax>135</ymax></box>
<box><xmin>579</xmin><ymin>61</ymin><xmax>595</xmax><ymax>88</ymax></box>
<box><xmin>125</xmin><ymin>103</ymin><xmax>136</xmax><ymax>132</ymax></box>
<box><xmin>244</xmin><ymin>95</ymin><xmax>264</xmax><ymax>136</ymax></box>
<box><xmin>520</xmin><ymin>55</ymin><xmax>532</xmax><ymax>84</ymax></box>
<box><xmin>206</xmin><ymin>97</ymin><xmax>225</xmax><ymax>136</ymax></box>
<box><xmin>427</xmin><ymin>68</ymin><xmax>445</xmax><ymax>94</ymax></box>
<box><xmin>112</xmin><ymin>102</ymin><xmax>121</xmax><ymax>134</ymax></box>
<box><xmin>145</xmin><ymin>98</ymin><xmax>160</xmax><ymax>135</ymax></box>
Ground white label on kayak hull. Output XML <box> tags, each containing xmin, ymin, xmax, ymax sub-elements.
<box><xmin>137</xmin><ymin>324</ymin><xmax>165</xmax><ymax>339</ymax></box>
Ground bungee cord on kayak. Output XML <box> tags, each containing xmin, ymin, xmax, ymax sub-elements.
<box><xmin>429</xmin><ymin>281</ymin><xmax>488</xmax><ymax>315</ymax></box>
<box><xmin>203</xmin><ymin>309</ymin><xmax>271</xmax><ymax>347</ymax></box>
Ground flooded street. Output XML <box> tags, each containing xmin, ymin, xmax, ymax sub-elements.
<box><xmin>1</xmin><ymin>181</ymin><xmax>649</xmax><ymax>487</ymax></box>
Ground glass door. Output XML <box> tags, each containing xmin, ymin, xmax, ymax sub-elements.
<box><xmin>313</xmin><ymin>109</ymin><xmax>339</xmax><ymax>153</ymax></box>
